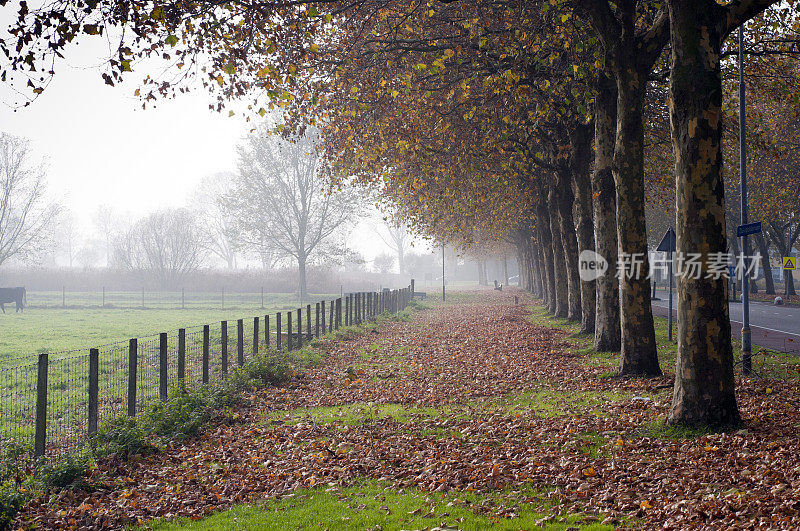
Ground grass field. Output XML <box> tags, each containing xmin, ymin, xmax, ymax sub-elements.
<box><xmin>0</xmin><ymin>292</ymin><xmax>339</xmax><ymax>360</ymax></box>
<box><xmin>0</xmin><ymin>290</ymin><xmax>387</xmax><ymax>455</ymax></box>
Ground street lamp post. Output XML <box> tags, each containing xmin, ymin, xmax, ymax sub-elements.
<box><xmin>739</xmin><ymin>25</ymin><xmax>752</xmax><ymax>375</ymax></box>
<box><xmin>442</xmin><ymin>244</ymin><xmax>446</xmax><ymax>302</ymax></box>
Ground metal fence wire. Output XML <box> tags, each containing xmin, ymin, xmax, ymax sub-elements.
<box><xmin>0</xmin><ymin>286</ymin><xmax>415</xmax><ymax>460</ymax></box>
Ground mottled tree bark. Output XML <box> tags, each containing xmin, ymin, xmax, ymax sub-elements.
<box><xmin>571</xmin><ymin>121</ymin><xmax>596</xmax><ymax>333</ymax></box>
<box><xmin>593</xmin><ymin>73</ymin><xmax>621</xmax><ymax>351</ymax></box>
<box><xmin>613</xmin><ymin>59</ymin><xmax>660</xmax><ymax>376</ymax></box>
<box><xmin>667</xmin><ymin>0</ymin><xmax>741</xmax><ymax>428</ymax></box>
<box><xmin>556</xmin><ymin>170</ymin><xmax>582</xmax><ymax>322</ymax></box>
<box><xmin>578</xmin><ymin>0</ymin><xmax>665</xmax><ymax>374</ymax></box>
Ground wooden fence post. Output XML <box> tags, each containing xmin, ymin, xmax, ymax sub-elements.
<box><xmin>128</xmin><ymin>339</ymin><xmax>137</xmax><ymax>417</ymax></box>
<box><xmin>159</xmin><ymin>333</ymin><xmax>168</xmax><ymax>401</ymax></box>
<box><xmin>265</xmin><ymin>315</ymin><xmax>270</xmax><ymax>348</ymax></box>
<box><xmin>253</xmin><ymin>317</ymin><xmax>259</xmax><ymax>356</ymax></box>
<box><xmin>88</xmin><ymin>348</ymin><xmax>99</xmax><ymax>438</ymax></box>
<box><xmin>237</xmin><ymin>319</ymin><xmax>244</xmax><ymax>366</ymax></box>
<box><xmin>329</xmin><ymin>300</ymin><xmax>334</xmax><ymax>332</ymax></box>
<box><xmin>297</xmin><ymin>308</ymin><xmax>303</xmax><ymax>348</ymax></box>
<box><xmin>34</xmin><ymin>352</ymin><xmax>48</xmax><ymax>458</ymax></box>
<box><xmin>287</xmin><ymin>312</ymin><xmax>293</xmax><ymax>350</ymax></box>
<box><xmin>277</xmin><ymin>312</ymin><xmax>282</xmax><ymax>350</ymax></box>
<box><xmin>221</xmin><ymin>321</ymin><xmax>228</xmax><ymax>376</ymax></box>
<box><xmin>315</xmin><ymin>303</ymin><xmax>320</xmax><ymax>338</ymax></box>
<box><xmin>320</xmin><ymin>301</ymin><xmax>326</xmax><ymax>334</ymax></box>
<box><xmin>336</xmin><ymin>298</ymin><xmax>341</xmax><ymax>329</ymax></box>
<box><xmin>178</xmin><ymin>328</ymin><xmax>186</xmax><ymax>382</ymax></box>
<box><xmin>306</xmin><ymin>304</ymin><xmax>312</xmax><ymax>340</ymax></box>
<box><xmin>345</xmin><ymin>296</ymin><xmax>350</xmax><ymax>326</ymax></box>
<box><xmin>202</xmin><ymin>325</ymin><xmax>210</xmax><ymax>384</ymax></box>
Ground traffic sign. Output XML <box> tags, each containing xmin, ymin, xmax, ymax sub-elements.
<box><xmin>736</xmin><ymin>221</ymin><xmax>762</xmax><ymax>237</ymax></box>
<box><xmin>783</xmin><ymin>257</ymin><xmax>796</xmax><ymax>270</ymax></box>
<box><xmin>656</xmin><ymin>228</ymin><xmax>676</xmax><ymax>253</ymax></box>
<box><xmin>728</xmin><ymin>265</ymin><xmax>736</xmax><ymax>278</ymax></box>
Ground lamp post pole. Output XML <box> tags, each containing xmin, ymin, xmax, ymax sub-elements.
<box><xmin>442</xmin><ymin>244</ymin><xmax>446</xmax><ymax>302</ymax></box>
<box><xmin>739</xmin><ymin>25</ymin><xmax>752</xmax><ymax>375</ymax></box>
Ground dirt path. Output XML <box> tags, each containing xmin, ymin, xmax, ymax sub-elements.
<box><xmin>15</xmin><ymin>290</ymin><xmax>800</xmax><ymax>529</ymax></box>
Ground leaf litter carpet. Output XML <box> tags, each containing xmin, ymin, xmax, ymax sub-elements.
<box><xmin>16</xmin><ymin>290</ymin><xmax>800</xmax><ymax>529</ymax></box>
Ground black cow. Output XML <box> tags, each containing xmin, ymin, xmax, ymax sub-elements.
<box><xmin>0</xmin><ymin>287</ymin><xmax>26</xmax><ymax>313</ymax></box>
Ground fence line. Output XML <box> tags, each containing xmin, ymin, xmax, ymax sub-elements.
<box><xmin>0</xmin><ymin>285</ymin><xmax>415</xmax><ymax>459</ymax></box>
<box><xmin>22</xmin><ymin>288</ymin><xmax>390</xmax><ymax>311</ymax></box>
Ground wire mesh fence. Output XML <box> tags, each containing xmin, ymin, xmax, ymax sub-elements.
<box><xmin>0</xmin><ymin>286</ymin><xmax>415</xmax><ymax>460</ymax></box>
<box><xmin>24</xmin><ymin>289</ymin><xmax>346</xmax><ymax>311</ymax></box>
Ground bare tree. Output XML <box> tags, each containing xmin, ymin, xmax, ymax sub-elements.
<box><xmin>373</xmin><ymin>252</ymin><xmax>395</xmax><ymax>274</ymax></box>
<box><xmin>92</xmin><ymin>204</ymin><xmax>115</xmax><ymax>267</ymax></box>
<box><xmin>190</xmin><ymin>173</ymin><xmax>240</xmax><ymax>269</ymax></box>
<box><xmin>375</xmin><ymin>218</ymin><xmax>411</xmax><ymax>274</ymax></box>
<box><xmin>0</xmin><ymin>133</ymin><xmax>60</xmax><ymax>268</ymax></box>
<box><xmin>112</xmin><ymin>209</ymin><xmax>205</xmax><ymax>288</ymax></box>
<box><xmin>54</xmin><ymin>212</ymin><xmax>80</xmax><ymax>267</ymax></box>
<box><xmin>227</xmin><ymin>126</ymin><xmax>360</xmax><ymax>300</ymax></box>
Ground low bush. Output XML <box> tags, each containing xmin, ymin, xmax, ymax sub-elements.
<box><xmin>89</xmin><ymin>414</ymin><xmax>155</xmax><ymax>460</ymax></box>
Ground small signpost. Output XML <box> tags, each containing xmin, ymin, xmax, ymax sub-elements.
<box><xmin>656</xmin><ymin>228</ymin><xmax>676</xmax><ymax>342</ymax></box>
<box><xmin>736</xmin><ymin>221</ymin><xmax>762</xmax><ymax>237</ymax></box>
<box><xmin>782</xmin><ymin>257</ymin><xmax>796</xmax><ymax>270</ymax></box>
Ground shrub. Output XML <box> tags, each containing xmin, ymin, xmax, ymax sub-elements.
<box><xmin>37</xmin><ymin>449</ymin><xmax>91</xmax><ymax>489</ymax></box>
<box><xmin>242</xmin><ymin>350</ymin><xmax>292</xmax><ymax>386</ymax></box>
<box><xmin>142</xmin><ymin>387</ymin><xmax>213</xmax><ymax>441</ymax></box>
<box><xmin>90</xmin><ymin>414</ymin><xmax>155</xmax><ymax>459</ymax></box>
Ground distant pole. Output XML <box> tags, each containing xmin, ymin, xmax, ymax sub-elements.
<box><xmin>442</xmin><ymin>244</ymin><xmax>446</xmax><ymax>302</ymax></box>
<box><xmin>740</xmin><ymin>25</ymin><xmax>752</xmax><ymax>375</ymax></box>
<box><xmin>668</xmin><ymin>251</ymin><xmax>674</xmax><ymax>342</ymax></box>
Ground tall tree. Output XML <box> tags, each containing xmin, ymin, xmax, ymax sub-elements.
<box><xmin>0</xmin><ymin>133</ymin><xmax>59</xmax><ymax>269</ymax></box>
<box><xmin>113</xmin><ymin>209</ymin><xmax>205</xmax><ymax>288</ymax></box>
<box><xmin>190</xmin><ymin>173</ymin><xmax>240</xmax><ymax>269</ymax></box>
<box><xmin>228</xmin><ymin>126</ymin><xmax>359</xmax><ymax>300</ymax></box>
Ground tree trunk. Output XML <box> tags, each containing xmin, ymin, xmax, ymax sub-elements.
<box><xmin>757</xmin><ymin>232</ymin><xmax>775</xmax><ymax>294</ymax></box>
<box><xmin>786</xmin><ymin>269</ymin><xmax>796</xmax><ymax>296</ymax></box>
<box><xmin>298</xmin><ymin>255</ymin><xmax>308</xmax><ymax>301</ymax></box>
<box><xmin>593</xmin><ymin>73</ymin><xmax>621</xmax><ymax>352</ymax></box>
<box><xmin>571</xmin><ymin>122</ymin><xmax>596</xmax><ymax>333</ymax></box>
<box><xmin>549</xmin><ymin>188</ymin><xmax>569</xmax><ymax>318</ymax></box>
<box><xmin>531</xmin><ymin>244</ymin><xmax>542</xmax><ymax>297</ymax></box>
<box><xmin>613</xmin><ymin>58</ymin><xmax>660</xmax><ymax>376</ymax></box>
<box><xmin>537</xmin><ymin>199</ymin><xmax>557</xmax><ymax>314</ymax></box>
<box><xmin>556</xmin><ymin>171</ymin><xmax>582</xmax><ymax>322</ymax></box>
<box><xmin>503</xmin><ymin>255</ymin><xmax>509</xmax><ymax>286</ymax></box>
<box><xmin>667</xmin><ymin>0</ymin><xmax>740</xmax><ymax>428</ymax></box>
<box><xmin>478</xmin><ymin>260</ymin><xmax>488</xmax><ymax>286</ymax></box>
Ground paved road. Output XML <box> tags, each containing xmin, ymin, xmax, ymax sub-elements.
<box><xmin>651</xmin><ymin>294</ymin><xmax>800</xmax><ymax>354</ymax></box>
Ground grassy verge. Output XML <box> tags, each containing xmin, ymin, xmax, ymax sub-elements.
<box><xmin>144</xmin><ymin>479</ymin><xmax>614</xmax><ymax>531</ymax></box>
<box><xmin>524</xmin><ymin>301</ymin><xmax>800</xmax><ymax>380</ymax></box>
<box><xmin>3</xmin><ymin>306</ymin><xmax>422</xmax><ymax>529</ymax></box>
